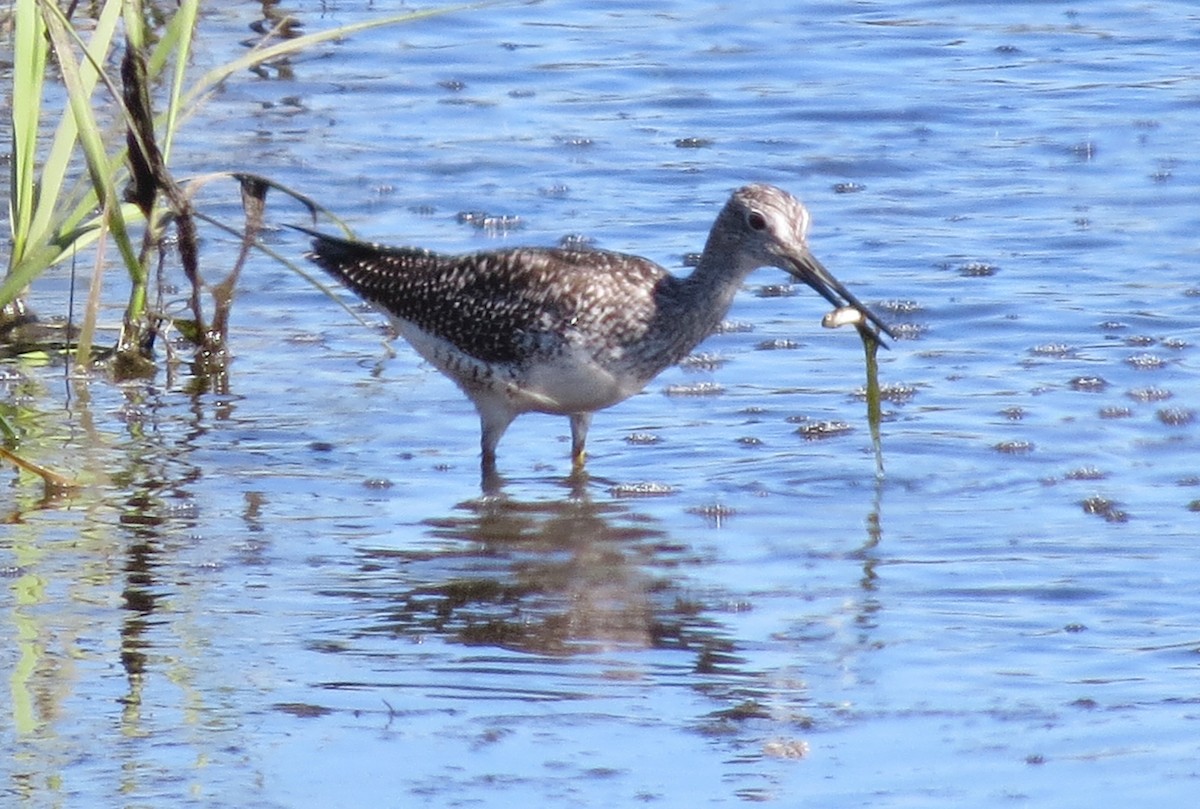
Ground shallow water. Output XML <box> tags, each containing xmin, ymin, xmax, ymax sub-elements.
<box><xmin>3</xmin><ymin>1</ymin><xmax>1199</xmax><ymax>806</ymax></box>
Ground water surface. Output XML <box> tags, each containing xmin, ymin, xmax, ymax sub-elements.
<box><xmin>2</xmin><ymin>1</ymin><xmax>1199</xmax><ymax>806</ymax></box>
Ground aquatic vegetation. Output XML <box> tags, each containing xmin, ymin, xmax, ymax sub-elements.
<box><xmin>3</xmin><ymin>0</ymin><xmax>461</xmax><ymax>378</ymax></box>
<box><xmin>1</xmin><ymin>0</ymin><xmax>470</xmax><ymax>485</ymax></box>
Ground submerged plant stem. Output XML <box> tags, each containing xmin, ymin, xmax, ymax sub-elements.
<box><xmin>857</xmin><ymin>323</ymin><xmax>884</xmax><ymax>478</ymax></box>
<box><xmin>0</xmin><ymin>446</ymin><xmax>77</xmax><ymax>495</ymax></box>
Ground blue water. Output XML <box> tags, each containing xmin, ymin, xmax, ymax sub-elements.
<box><xmin>3</xmin><ymin>1</ymin><xmax>1199</xmax><ymax>806</ymax></box>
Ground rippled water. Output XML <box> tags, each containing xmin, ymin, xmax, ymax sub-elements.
<box><xmin>3</xmin><ymin>1</ymin><xmax>1199</xmax><ymax>806</ymax></box>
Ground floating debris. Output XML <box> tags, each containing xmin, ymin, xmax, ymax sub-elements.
<box><xmin>756</xmin><ymin>338</ymin><xmax>800</xmax><ymax>350</ymax></box>
<box><xmin>832</xmin><ymin>182</ymin><xmax>865</xmax><ymax>194</ymax></box>
<box><xmin>663</xmin><ymin>381</ymin><xmax>725</xmax><ymax>397</ymax></box>
<box><xmin>713</xmin><ymin>320</ymin><xmax>754</xmax><ymax>334</ymax></box>
<box><xmin>1157</xmin><ymin>408</ymin><xmax>1195</xmax><ymax>427</ymax></box>
<box><xmin>274</xmin><ymin>702</ymin><xmax>334</xmax><ymax>718</ymax></box>
<box><xmin>1065</xmin><ymin>466</ymin><xmax>1108</xmax><ymax>481</ymax></box>
<box><xmin>757</xmin><ymin>283</ymin><xmax>795</xmax><ymax>298</ymax></box>
<box><xmin>1071</xmin><ymin>140</ymin><xmax>1097</xmax><ymax>160</ymax></box>
<box><xmin>1099</xmin><ymin>406</ymin><xmax>1133</xmax><ymax>419</ymax></box>
<box><xmin>674</xmin><ymin>136</ymin><xmax>713</xmax><ymax>148</ymax></box>
<box><xmin>854</xmin><ymin>382</ymin><xmax>917</xmax><ymax>404</ymax></box>
<box><xmin>680</xmin><ymin>352</ymin><xmax>728</xmax><ymax>372</ymax></box>
<box><xmin>1080</xmin><ymin>495</ymin><xmax>1128</xmax><ymax>523</ymax></box>
<box><xmin>957</xmin><ymin>261</ymin><xmax>998</xmax><ymax>277</ymax></box>
<box><xmin>687</xmin><ymin>503</ymin><xmax>738</xmax><ymax>525</ymax></box>
<box><xmin>609</xmin><ymin>481</ymin><xmax>676</xmax><ymax>498</ymax></box>
<box><xmin>1069</xmin><ymin>376</ymin><xmax>1109</xmax><ymax>392</ymax></box>
<box><xmin>796</xmin><ymin>420</ymin><xmax>854</xmax><ymax>440</ymax></box>
<box><xmin>558</xmin><ymin>233</ymin><xmax>594</xmax><ymax>249</ymax></box>
<box><xmin>879</xmin><ymin>299</ymin><xmax>922</xmax><ymax>315</ymax></box>
<box><xmin>624</xmin><ymin>432</ymin><xmax>661</xmax><ymax>445</ymax></box>
<box><xmin>455</xmin><ymin>210</ymin><xmax>524</xmax><ymax>234</ymax></box>
<box><xmin>890</xmin><ymin>322</ymin><xmax>927</xmax><ymax>339</ymax></box>
<box><xmin>1125</xmin><ymin>353</ymin><xmax>1168</xmax><ymax>370</ymax></box>
<box><xmin>285</xmin><ymin>332</ymin><xmax>326</xmax><ymax>346</ymax></box>
<box><xmin>994</xmin><ymin>440</ymin><xmax>1035</xmax><ymax>455</ymax></box>
<box><xmin>1127</xmin><ymin>386</ymin><xmax>1172</xmax><ymax>402</ymax></box>
<box><xmin>1029</xmin><ymin>343</ymin><xmax>1076</xmax><ymax>358</ymax></box>
<box><xmin>762</xmin><ymin>738</ymin><xmax>810</xmax><ymax>759</ymax></box>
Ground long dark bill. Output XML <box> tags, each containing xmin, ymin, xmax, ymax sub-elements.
<box><xmin>785</xmin><ymin>246</ymin><xmax>896</xmax><ymax>343</ymax></box>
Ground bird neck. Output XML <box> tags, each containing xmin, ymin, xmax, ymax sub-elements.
<box><xmin>682</xmin><ymin>219</ymin><xmax>760</xmax><ymax>327</ymax></box>
<box><xmin>641</xmin><ymin>234</ymin><xmax>758</xmax><ymax>371</ymax></box>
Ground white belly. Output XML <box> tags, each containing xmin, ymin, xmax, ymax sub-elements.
<box><xmin>394</xmin><ymin>320</ymin><xmax>645</xmax><ymax>416</ymax></box>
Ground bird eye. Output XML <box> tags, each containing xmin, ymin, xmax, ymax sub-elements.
<box><xmin>746</xmin><ymin>211</ymin><xmax>767</xmax><ymax>231</ymax></box>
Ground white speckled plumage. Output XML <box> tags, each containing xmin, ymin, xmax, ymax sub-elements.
<box><xmin>298</xmin><ymin>184</ymin><xmax>893</xmax><ymax>476</ymax></box>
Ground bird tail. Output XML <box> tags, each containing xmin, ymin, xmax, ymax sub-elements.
<box><xmin>287</xmin><ymin>224</ymin><xmax>376</xmax><ymax>280</ymax></box>
<box><xmin>287</xmin><ymin>224</ymin><xmax>439</xmax><ymax>305</ymax></box>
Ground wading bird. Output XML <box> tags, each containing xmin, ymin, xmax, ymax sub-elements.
<box><xmin>298</xmin><ymin>184</ymin><xmax>893</xmax><ymax>479</ymax></box>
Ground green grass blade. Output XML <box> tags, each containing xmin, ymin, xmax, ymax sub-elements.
<box><xmin>0</xmin><ymin>201</ymin><xmax>146</xmax><ymax>307</ymax></box>
<box><xmin>39</xmin><ymin>0</ymin><xmax>141</xmax><ymax>280</ymax></box>
<box><xmin>25</xmin><ymin>0</ymin><xmax>125</xmax><ymax>252</ymax></box>
<box><xmin>155</xmin><ymin>0</ymin><xmax>199</xmax><ymax>163</ymax></box>
<box><xmin>5</xmin><ymin>0</ymin><xmax>126</xmax><ymax>304</ymax></box>
<box><xmin>9</xmin><ymin>0</ymin><xmax>49</xmax><ymax>266</ymax></box>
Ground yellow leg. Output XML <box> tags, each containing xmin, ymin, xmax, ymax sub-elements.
<box><xmin>569</xmin><ymin>413</ymin><xmax>592</xmax><ymax>467</ymax></box>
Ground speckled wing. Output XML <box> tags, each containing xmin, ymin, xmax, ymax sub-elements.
<box><xmin>298</xmin><ymin>228</ymin><xmax>670</xmax><ymax>366</ymax></box>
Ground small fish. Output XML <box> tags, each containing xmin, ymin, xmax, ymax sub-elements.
<box><xmin>821</xmin><ymin>305</ymin><xmax>865</xmax><ymax>329</ymax></box>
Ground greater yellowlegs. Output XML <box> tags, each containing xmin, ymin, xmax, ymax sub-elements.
<box><xmin>297</xmin><ymin>184</ymin><xmax>893</xmax><ymax>474</ymax></box>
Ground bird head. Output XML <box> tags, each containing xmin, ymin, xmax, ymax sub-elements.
<box><xmin>723</xmin><ymin>184</ymin><xmax>895</xmax><ymax>341</ymax></box>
